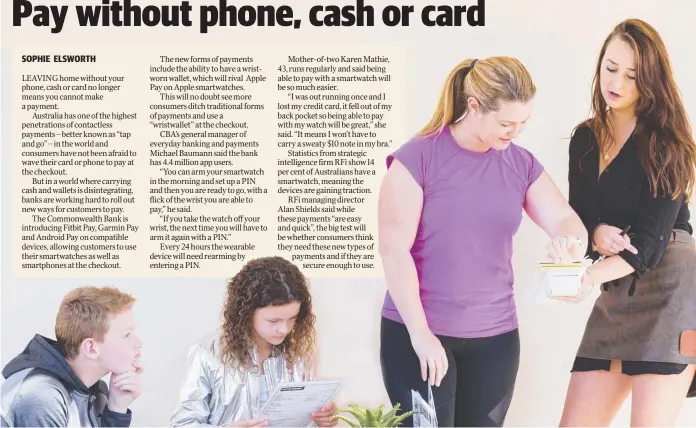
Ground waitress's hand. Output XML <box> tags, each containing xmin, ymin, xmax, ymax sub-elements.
<box><xmin>409</xmin><ymin>330</ymin><xmax>448</xmax><ymax>387</ymax></box>
<box><xmin>546</xmin><ymin>235</ymin><xmax>585</xmax><ymax>263</ymax></box>
<box><xmin>593</xmin><ymin>225</ymin><xmax>637</xmax><ymax>257</ymax></box>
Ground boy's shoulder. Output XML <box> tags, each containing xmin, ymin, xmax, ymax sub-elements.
<box><xmin>5</xmin><ymin>367</ymin><xmax>72</xmax><ymax>399</ymax></box>
<box><xmin>2</xmin><ymin>368</ymin><xmax>73</xmax><ymax>426</ymax></box>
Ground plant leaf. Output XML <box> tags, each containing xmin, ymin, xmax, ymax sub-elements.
<box><xmin>334</xmin><ymin>414</ymin><xmax>361</xmax><ymax>427</ymax></box>
<box><xmin>381</xmin><ymin>406</ymin><xmax>398</xmax><ymax>422</ymax></box>
<box><xmin>340</xmin><ymin>403</ymin><xmax>419</xmax><ymax>427</ymax></box>
<box><xmin>365</xmin><ymin>408</ymin><xmax>375</xmax><ymax>427</ymax></box>
<box><xmin>348</xmin><ymin>404</ymin><xmax>367</xmax><ymax>419</ymax></box>
<box><xmin>374</xmin><ymin>404</ymin><xmax>384</xmax><ymax>422</ymax></box>
<box><xmin>339</xmin><ymin>407</ymin><xmax>367</xmax><ymax>426</ymax></box>
<box><xmin>389</xmin><ymin>410</ymin><xmax>418</xmax><ymax>427</ymax></box>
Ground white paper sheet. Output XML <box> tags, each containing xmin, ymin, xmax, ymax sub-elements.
<box><xmin>527</xmin><ymin>259</ymin><xmax>590</xmax><ymax>303</ymax></box>
<box><xmin>412</xmin><ymin>385</ymin><xmax>438</xmax><ymax>427</ymax></box>
<box><xmin>257</xmin><ymin>380</ymin><xmax>341</xmax><ymax>427</ymax></box>
<box><xmin>537</xmin><ymin>262</ymin><xmax>586</xmax><ymax>297</ymax></box>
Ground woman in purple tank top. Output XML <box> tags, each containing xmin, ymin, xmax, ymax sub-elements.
<box><xmin>377</xmin><ymin>57</ymin><xmax>588</xmax><ymax>427</ymax></box>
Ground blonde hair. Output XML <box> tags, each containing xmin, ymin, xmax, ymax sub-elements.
<box><xmin>419</xmin><ymin>57</ymin><xmax>536</xmax><ymax>137</ymax></box>
<box><xmin>55</xmin><ymin>286</ymin><xmax>136</xmax><ymax>360</ymax></box>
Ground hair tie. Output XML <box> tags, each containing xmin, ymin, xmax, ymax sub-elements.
<box><xmin>470</xmin><ymin>59</ymin><xmax>478</xmax><ymax>69</ymax></box>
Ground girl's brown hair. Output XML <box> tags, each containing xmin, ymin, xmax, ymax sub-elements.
<box><xmin>586</xmin><ymin>18</ymin><xmax>696</xmax><ymax>200</ymax></box>
<box><xmin>219</xmin><ymin>256</ymin><xmax>316</xmax><ymax>373</ymax></box>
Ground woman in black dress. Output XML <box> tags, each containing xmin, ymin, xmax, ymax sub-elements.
<box><xmin>559</xmin><ymin>19</ymin><xmax>696</xmax><ymax>426</ymax></box>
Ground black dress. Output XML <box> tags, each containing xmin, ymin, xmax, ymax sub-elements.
<box><xmin>567</xmin><ymin>121</ymin><xmax>696</xmax><ymax>397</ymax></box>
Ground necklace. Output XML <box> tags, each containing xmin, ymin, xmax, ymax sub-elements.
<box><xmin>603</xmin><ymin>114</ymin><xmax>637</xmax><ymax>162</ymax></box>
<box><xmin>602</xmin><ymin>143</ymin><xmax>614</xmax><ymax>161</ymax></box>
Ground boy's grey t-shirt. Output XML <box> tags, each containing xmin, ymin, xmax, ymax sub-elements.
<box><xmin>381</xmin><ymin>125</ymin><xmax>545</xmax><ymax>338</ymax></box>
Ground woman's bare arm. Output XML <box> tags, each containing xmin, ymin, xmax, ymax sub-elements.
<box><xmin>524</xmin><ymin>171</ymin><xmax>588</xmax><ymax>260</ymax></box>
<box><xmin>377</xmin><ymin>159</ymin><xmax>429</xmax><ymax>336</ymax></box>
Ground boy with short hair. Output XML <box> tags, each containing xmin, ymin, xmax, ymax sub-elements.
<box><xmin>1</xmin><ymin>286</ymin><xmax>143</xmax><ymax>427</ymax></box>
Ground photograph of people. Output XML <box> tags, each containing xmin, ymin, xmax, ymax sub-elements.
<box><xmin>559</xmin><ymin>18</ymin><xmax>696</xmax><ymax>427</ymax></box>
<box><xmin>376</xmin><ymin>57</ymin><xmax>589</xmax><ymax>427</ymax></box>
<box><xmin>1</xmin><ymin>286</ymin><xmax>143</xmax><ymax>427</ymax></box>
<box><xmin>170</xmin><ymin>256</ymin><xmax>338</xmax><ymax>427</ymax></box>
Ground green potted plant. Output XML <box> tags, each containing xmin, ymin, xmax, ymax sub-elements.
<box><xmin>331</xmin><ymin>403</ymin><xmax>418</xmax><ymax>427</ymax></box>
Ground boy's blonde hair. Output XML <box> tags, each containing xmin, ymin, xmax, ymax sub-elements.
<box><xmin>55</xmin><ymin>286</ymin><xmax>135</xmax><ymax>360</ymax></box>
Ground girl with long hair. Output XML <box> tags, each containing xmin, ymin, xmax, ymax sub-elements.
<box><xmin>560</xmin><ymin>18</ymin><xmax>696</xmax><ymax>426</ymax></box>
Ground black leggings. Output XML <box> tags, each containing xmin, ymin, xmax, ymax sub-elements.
<box><xmin>380</xmin><ymin>317</ymin><xmax>520</xmax><ymax>427</ymax></box>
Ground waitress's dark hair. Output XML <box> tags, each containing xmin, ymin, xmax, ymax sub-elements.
<box><xmin>585</xmin><ymin>18</ymin><xmax>696</xmax><ymax>200</ymax></box>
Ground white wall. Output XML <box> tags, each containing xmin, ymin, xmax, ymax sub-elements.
<box><xmin>3</xmin><ymin>0</ymin><xmax>696</xmax><ymax>426</ymax></box>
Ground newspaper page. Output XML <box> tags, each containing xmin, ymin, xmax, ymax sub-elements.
<box><xmin>3</xmin><ymin>1</ymin><xmax>696</xmax><ymax>427</ymax></box>
<box><xmin>412</xmin><ymin>386</ymin><xmax>438</xmax><ymax>428</ymax></box>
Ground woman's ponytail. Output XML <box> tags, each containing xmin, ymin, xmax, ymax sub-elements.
<box><xmin>418</xmin><ymin>58</ymin><xmax>477</xmax><ymax>137</ymax></box>
<box><xmin>416</xmin><ymin>57</ymin><xmax>535</xmax><ymax>138</ymax></box>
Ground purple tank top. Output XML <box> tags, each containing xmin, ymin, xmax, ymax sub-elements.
<box><xmin>381</xmin><ymin>126</ymin><xmax>544</xmax><ymax>338</ymax></box>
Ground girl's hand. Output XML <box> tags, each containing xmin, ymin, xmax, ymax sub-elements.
<box><xmin>311</xmin><ymin>401</ymin><xmax>338</xmax><ymax>427</ymax></box>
